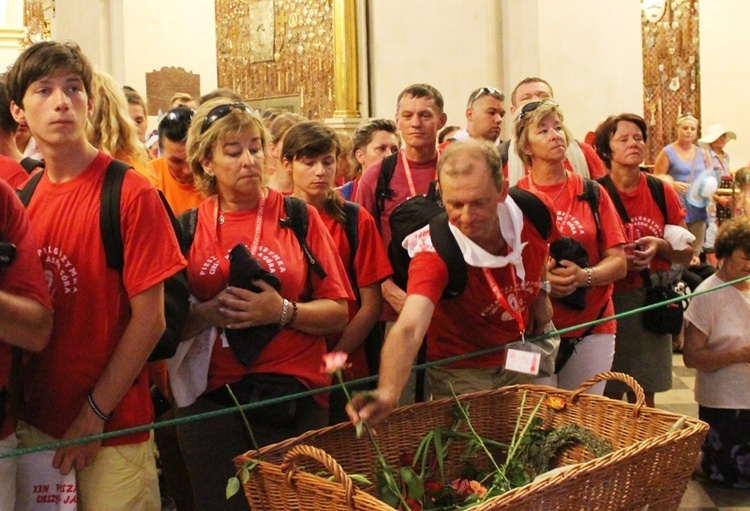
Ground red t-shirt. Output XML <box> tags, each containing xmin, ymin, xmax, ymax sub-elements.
<box><xmin>320</xmin><ymin>205</ymin><xmax>392</xmax><ymax>380</ymax></box>
<box><xmin>406</xmin><ymin>204</ymin><xmax>555</xmax><ymax>369</ymax></box>
<box><xmin>186</xmin><ymin>190</ymin><xmax>352</xmax><ymax>407</ymax></box>
<box><xmin>0</xmin><ymin>181</ymin><xmax>52</xmax><ymax>437</ymax></box>
<box><xmin>0</xmin><ymin>154</ymin><xmax>30</xmax><ymax>190</ymax></box>
<box><xmin>517</xmin><ymin>172</ymin><xmax>626</xmax><ymax>337</ymax></box>
<box><xmin>23</xmin><ymin>151</ymin><xmax>186</xmax><ymax>445</ymax></box>
<box><xmin>605</xmin><ymin>173</ymin><xmax>686</xmax><ymax>292</ymax></box>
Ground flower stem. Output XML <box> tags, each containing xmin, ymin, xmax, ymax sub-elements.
<box><xmin>226</xmin><ymin>384</ymin><xmax>262</xmax><ymax>459</ymax></box>
<box><xmin>337</xmin><ymin>371</ymin><xmax>410</xmax><ymax>510</ymax></box>
<box><xmin>450</xmin><ymin>386</ymin><xmax>502</xmax><ymax>475</ymax></box>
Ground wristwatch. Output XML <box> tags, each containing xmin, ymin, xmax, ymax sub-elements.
<box><xmin>540</xmin><ymin>280</ymin><xmax>551</xmax><ymax>294</ymax></box>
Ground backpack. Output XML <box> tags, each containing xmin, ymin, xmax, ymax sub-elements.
<box><xmin>387</xmin><ymin>182</ymin><xmax>553</xmax><ymax>298</ymax></box>
<box><xmin>18</xmin><ymin>159</ymin><xmax>191</xmax><ymax>362</ymax></box>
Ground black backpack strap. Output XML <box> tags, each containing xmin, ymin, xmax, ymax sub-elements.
<box><xmin>645</xmin><ymin>174</ymin><xmax>668</xmax><ymax>222</ymax></box>
<box><xmin>507</xmin><ymin>186</ymin><xmax>553</xmax><ymax>240</ymax></box>
<box><xmin>100</xmin><ymin>159</ymin><xmax>132</xmax><ymax>271</ymax></box>
<box><xmin>429</xmin><ymin>212</ymin><xmax>467</xmax><ymax>298</ymax></box>
<box><xmin>374</xmin><ymin>152</ymin><xmax>399</xmax><ymax>232</ymax></box>
<box><xmin>342</xmin><ymin>201</ymin><xmax>360</xmax><ymax>264</ymax></box>
<box><xmin>578</xmin><ymin>179</ymin><xmax>601</xmax><ymax>241</ymax></box>
<box><xmin>597</xmin><ymin>175</ymin><xmax>631</xmax><ymax>223</ymax></box>
<box><xmin>19</xmin><ymin>157</ymin><xmax>44</xmax><ymax>175</ymax></box>
<box><xmin>17</xmin><ymin>170</ymin><xmax>44</xmax><ymax>207</ymax></box>
<box><xmin>282</xmin><ymin>196</ymin><xmax>327</xmax><ymax>279</ymax></box>
<box><xmin>177</xmin><ymin>208</ymin><xmax>199</xmax><ymax>256</ymax></box>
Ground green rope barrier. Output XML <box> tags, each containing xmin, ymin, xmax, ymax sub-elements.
<box><xmin>1</xmin><ymin>273</ymin><xmax>746</xmax><ymax>460</ymax></box>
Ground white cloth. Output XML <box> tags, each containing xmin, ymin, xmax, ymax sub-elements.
<box><xmin>663</xmin><ymin>224</ymin><xmax>696</xmax><ymax>251</ymax></box>
<box><xmin>403</xmin><ymin>194</ymin><xmax>528</xmax><ymax>280</ymax></box>
<box><xmin>0</xmin><ymin>434</ymin><xmax>17</xmax><ymax>511</ymax></box>
<box><xmin>450</xmin><ymin>127</ymin><xmax>501</xmax><ymax>146</ymax></box>
<box><xmin>167</xmin><ymin>324</ymin><xmax>219</xmax><ymax>408</ymax></box>
<box><xmin>684</xmin><ymin>274</ymin><xmax>750</xmax><ymax>408</ymax></box>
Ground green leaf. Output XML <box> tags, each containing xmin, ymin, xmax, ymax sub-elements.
<box><xmin>349</xmin><ymin>474</ymin><xmax>372</xmax><ymax>485</ymax></box>
<box><xmin>225</xmin><ymin>476</ymin><xmax>241</xmax><ymax>499</ymax></box>
<box><xmin>355</xmin><ymin>421</ymin><xmax>364</xmax><ymax>438</ymax></box>
<box><xmin>240</xmin><ymin>467</ymin><xmax>250</xmax><ymax>484</ymax></box>
<box><xmin>399</xmin><ymin>466</ymin><xmax>425</xmax><ymax>500</ymax></box>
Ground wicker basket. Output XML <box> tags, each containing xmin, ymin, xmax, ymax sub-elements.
<box><xmin>234</xmin><ymin>372</ymin><xmax>708</xmax><ymax>511</ymax></box>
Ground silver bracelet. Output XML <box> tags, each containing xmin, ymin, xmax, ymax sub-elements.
<box><xmin>585</xmin><ymin>267</ymin><xmax>593</xmax><ymax>288</ymax></box>
<box><xmin>279</xmin><ymin>298</ymin><xmax>290</xmax><ymax>326</ymax></box>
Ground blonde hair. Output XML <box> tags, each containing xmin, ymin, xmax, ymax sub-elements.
<box><xmin>186</xmin><ymin>98</ymin><xmax>270</xmax><ymax>197</ymax></box>
<box><xmin>513</xmin><ymin>100</ymin><xmax>573</xmax><ymax>168</ymax></box>
<box><xmin>87</xmin><ymin>71</ymin><xmax>149</xmax><ymax>167</ymax></box>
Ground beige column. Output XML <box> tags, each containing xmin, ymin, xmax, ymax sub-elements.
<box><xmin>326</xmin><ymin>0</ymin><xmax>361</xmax><ymax>132</ymax></box>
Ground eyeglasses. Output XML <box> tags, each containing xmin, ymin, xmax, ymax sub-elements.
<box><xmin>467</xmin><ymin>86</ymin><xmax>505</xmax><ymax>107</ymax></box>
<box><xmin>516</xmin><ymin>99</ymin><xmax>559</xmax><ymax>123</ymax></box>
<box><xmin>201</xmin><ymin>102</ymin><xmax>254</xmax><ymax>133</ymax></box>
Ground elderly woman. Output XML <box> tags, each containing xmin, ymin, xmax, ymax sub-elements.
<box><xmin>593</xmin><ymin>114</ymin><xmax>693</xmax><ymax>407</ymax></box>
<box><xmin>282</xmin><ymin>121</ymin><xmax>392</xmax><ymax>424</ymax></box>
<box><xmin>684</xmin><ymin>216</ymin><xmax>750</xmax><ymax>488</ymax></box>
<box><xmin>514</xmin><ymin>100</ymin><xmax>627</xmax><ymax>394</ymax></box>
<box><xmin>654</xmin><ymin>114</ymin><xmax>711</xmax><ymax>266</ymax></box>
<box><xmin>172</xmin><ymin>99</ymin><xmax>351</xmax><ymax>511</ymax></box>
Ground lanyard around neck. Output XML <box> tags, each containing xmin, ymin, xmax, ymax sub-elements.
<box><xmin>401</xmin><ymin>149</ymin><xmax>440</xmax><ymax>198</ymax></box>
<box><xmin>211</xmin><ymin>190</ymin><xmax>267</xmax><ymax>268</ymax></box>
<box><xmin>481</xmin><ymin>266</ymin><xmax>525</xmax><ymax>339</ymax></box>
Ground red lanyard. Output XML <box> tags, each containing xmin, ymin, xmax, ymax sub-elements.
<box><xmin>401</xmin><ymin>149</ymin><xmax>440</xmax><ymax>198</ymax></box>
<box><xmin>482</xmin><ymin>266</ymin><xmax>525</xmax><ymax>338</ymax></box>
<box><xmin>211</xmin><ymin>190</ymin><xmax>267</xmax><ymax>276</ymax></box>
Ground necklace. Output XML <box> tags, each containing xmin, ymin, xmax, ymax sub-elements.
<box><xmin>550</xmin><ymin>172</ymin><xmax>569</xmax><ymax>204</ymax></box>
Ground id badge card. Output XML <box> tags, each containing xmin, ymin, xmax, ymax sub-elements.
<box><xmin>504</xmin><ymin>338</ymin><xmax>541</xmax><ymax>376</ymax></box>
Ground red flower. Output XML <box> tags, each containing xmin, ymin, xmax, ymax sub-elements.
<box><xmin>399</xmin><ymin>452</ymin><xmax>415</xmax><ymax>467</ymax></box>
<box><xmin>321</xmin><ymin>351</ymin><xmax>351</xmax><ymax>375</ymax></box>
<box><xmin>404</xmin><ymin>497</ymin><xmax>422</xmax><ymax>511</ymax></box>
<box><xmin>424</xmin><ymin>480</ymin><xmax>443</xmax><ymax>493</ymax></box>
<box><xmin>451</xmin><ymin>477</ymin><xmax>471</xmax><ymax>496</ymax></box>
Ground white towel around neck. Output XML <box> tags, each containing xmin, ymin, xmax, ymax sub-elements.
<box><xmin>446</xmin><ymin>194</ymin><xmax>528</xmax><ymax>280</ymax></box>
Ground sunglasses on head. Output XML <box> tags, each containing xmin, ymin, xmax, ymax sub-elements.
<box><xmin>516</xmin><ymin>99</ymin><xmax>559</xmax><ymax>123</ymax></box>
<box><xmin>468</xmin><ymin>86</ymin><xmax>505</xmax><ymax>106</ymax></box>
<box><xmin>164</xmin><ymin>107</ymin><xmax>194</xmax><ymax>124</ymax></box>
<box><xmin>201</xmin><ymin>102</ymin><xmax>254</xmax><ymax>133</ymax></box>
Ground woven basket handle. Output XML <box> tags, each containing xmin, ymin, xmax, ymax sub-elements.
<box><xmin>280</xmin><ymin>444</ymin><xmax>355</xmax><ymax>506</ymax></box>
<box><xmin>569</xmin><ymin>371</ymin><xmax>645</xmax><ymax>417</ymax></box>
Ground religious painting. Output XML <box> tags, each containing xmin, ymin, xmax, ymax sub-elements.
<box><xmin>249</xmin><ymin>0</ymin><xmax>275</xmax><ymax>63</ymax></box>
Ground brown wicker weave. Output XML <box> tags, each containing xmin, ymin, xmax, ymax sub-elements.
<box><xmin>234</xmin><ymin>372</ymin><xmax>708</xmax><ymax>511</ymax></box>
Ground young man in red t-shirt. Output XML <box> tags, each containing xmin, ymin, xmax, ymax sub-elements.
<box><xmin>8</xmin><ymin>41</ymin><xmax>185</xmax><ymax>510</ymax></box>
<box><xmin>349</xmin><ymin>140</ymin><xmax>558</xmax><ymax>426</ymax></box>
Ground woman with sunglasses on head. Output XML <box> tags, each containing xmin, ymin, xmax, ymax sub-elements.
<box><xmin>593</xmin><ymin>114</ymin><xmax>693</xmax><ymax>407</ymax></box>
<box><xmin>172</xmin><ymin>99</ymin><xmax>351</xmax><ymax>511</ymax></box>
<box><xmin>282</xmin><ymin>121</ymin><xmax>392</xmax><ymax>424</ymax></box>
<box><xmin>514</xmin><ymin>100</ymin><xmax>627</xmax><ymax>395</ymax></box>
<box><xmin>654</xmin><ymin>114</ymin><xmax>712</xmax><ymax>267</ymax></box>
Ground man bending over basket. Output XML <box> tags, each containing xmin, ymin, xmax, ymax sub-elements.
<box><xmin>349</xmin><ymin>140</ymin><xmax>558</xmax><ymax>426</ymax></box>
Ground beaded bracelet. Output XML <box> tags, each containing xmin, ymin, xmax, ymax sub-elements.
<box><xmin>87</xmin><ymin>392</ymin><xmax>112</xmax><ymax>421</ymax></box>
<box><xmin>287</xmin><ymin>300</ymin><xmax>298</xmax><ymax>326</ymax></box>
<box><xmin>584</xmin><ymin>267</ymin><xmax>593</xmax><ymax>288</ymax></box>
